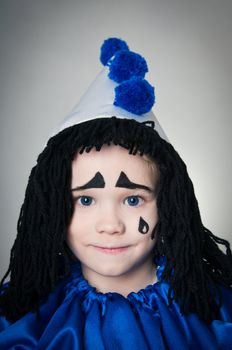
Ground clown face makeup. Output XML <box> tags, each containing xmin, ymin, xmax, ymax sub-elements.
<box><xmin>67</xmin><ymin>144</ymin><xmax>159</xmax><ymax>295</ymax></box>
<box><xmin>71</xmin><ymin>172</ymin><xmax>105</xmax><ymax>190</ymax></box>
<box><xmin>138</xmin><ymin>217</ymin><xmax>150</xmax><ymax>234</ymax></box>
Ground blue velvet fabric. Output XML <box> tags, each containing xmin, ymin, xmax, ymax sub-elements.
<box><xmin>0</xmin><ymin>258</ymin><xmax>232</xmax><ymax>349</ymax></box>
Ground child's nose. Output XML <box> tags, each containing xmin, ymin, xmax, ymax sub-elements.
<box><xmin>95</xmin><ymin>206</ymin><xmax>125</xmax><ymax>235</ymax></box>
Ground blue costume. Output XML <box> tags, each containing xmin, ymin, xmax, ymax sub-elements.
<box><xmin>0</xmin><ymin>258</ymin><xmax>232</xmax><ymax>349</ymax></box>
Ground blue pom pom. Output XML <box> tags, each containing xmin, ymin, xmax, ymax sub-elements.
<box><xmin>100</xmin><ymin>38</ymin><xmax>129</xmax><ymax>66</ymax></box>
<box><xmin>114</xmin><ymin>77</ymin><xmax>155</xmax><ymax>115</ymax></box>
<box><xmin>108</xmin><ymin>50</ymin><xmax>148</xmax><ymax>83</ymax></box>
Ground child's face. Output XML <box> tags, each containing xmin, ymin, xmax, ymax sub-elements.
<box><xmin>67</xmin><ymin>144</ymin><xmax>159</xmax><ymax>281</ymax></box>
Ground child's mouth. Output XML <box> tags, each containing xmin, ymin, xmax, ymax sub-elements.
<box><xmin>94</xmin><ymin>246</ymin><xmax>129</xmax><ymax>254</ymax></box>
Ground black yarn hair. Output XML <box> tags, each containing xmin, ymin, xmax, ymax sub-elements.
<box><xmin>0</xmin><ymin>117</ymin><xmax>231</xmax><ymax>324</ymax></box>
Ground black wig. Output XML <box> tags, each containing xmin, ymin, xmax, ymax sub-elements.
<box><xmin>0</xmin><ymin>117</ymin><xmax>231</xmax><ymax>323</ymax></box>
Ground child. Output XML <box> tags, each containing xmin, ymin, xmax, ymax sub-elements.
<box><xmin>0</xmin><ymin>38</ymin><xmax>231</xmax><ymax>349</ymax></box>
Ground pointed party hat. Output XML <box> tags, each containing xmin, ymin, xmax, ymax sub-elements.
<box><xmin>52</xmin><ymin>38</ymin><xmax>168</xmax><ymax>141</ymax></box>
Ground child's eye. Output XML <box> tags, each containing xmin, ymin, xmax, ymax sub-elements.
<box><xmin>77</xmin><ymin>196</ymin><xmax>94</xmax><ymax>206</ymax></box>
<box><xmin>125</xmin><ymin>196</ymin><xmax>144</xmax><ymax>207</ymax></box>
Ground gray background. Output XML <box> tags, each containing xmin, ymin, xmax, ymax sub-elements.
<box><xmin>0</xmin><ymin>0</ymin><xmax>231</xmax><ymax>279</ymax></box>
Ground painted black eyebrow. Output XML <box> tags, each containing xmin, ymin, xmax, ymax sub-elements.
<box><xmin>71</xmin><ymin>172</ymin><xmax>105</xmax><ymax>191</ymax></box>
<box><xmin>115</xmin><ymin>171</ymin><xmax>153</xmax><ymax>192</ymax></box>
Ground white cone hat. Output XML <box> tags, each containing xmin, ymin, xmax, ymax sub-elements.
<box><xmin>52</xmin><ymin>38</ymin><xmax>168</xmax><ymax>141</ymax></box>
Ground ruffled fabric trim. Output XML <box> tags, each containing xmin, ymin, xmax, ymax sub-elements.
<box><xmin>0</xmin><ymin>257</ymin><xmax>232</xmax><ymax>349</ymax></box>
<box><xmin>64</xmin><ymin>257</ymin><xmax>166</xmax><ymax>317</ymax></box>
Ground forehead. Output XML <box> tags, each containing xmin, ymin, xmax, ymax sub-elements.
<box><xmin>71</xmin><ymin>145</ymin><xmax>158</xmax><ymax>186</ymax></box>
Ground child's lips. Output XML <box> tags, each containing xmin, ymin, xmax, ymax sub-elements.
<box><xmin>93</xmin><ymin>246</ymin><xmax>129</xmax><ymax>254</ymax></box>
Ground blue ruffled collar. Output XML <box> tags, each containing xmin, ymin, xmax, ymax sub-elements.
<box><xmin>64</xmin><ymin>257</ymin><xmax>166</xmax><ymax>316</ymax></box>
